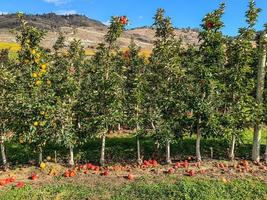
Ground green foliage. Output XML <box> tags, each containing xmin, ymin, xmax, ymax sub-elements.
<box><xmin>50</xmin><ymin>38</ymin><xmax>85</xmax><ymax>148</ymax></box>
<box><xmin>12</xmin><ymin>13</ymin><xmax>55</xmax><ymax>151</ymax></box>
<box><xmin>182</xmin><ymin>3</ymin><xmax>226</xmax><ymax>138</ymax></box>
<box><xmin>80</xmin><ymin>16</ymin><xmax>128</xmax><ymax>136</ymax></box>
<box><xmin>246</xmin><ymin>0</ymin><xmax>261</xmax><ymax>29</ymax></box>
<box><xmin>148</xmin><ymin>9</ymin><xmax>184</xmax><ymax>144</ymax></box>
<box><xmin>123</xmin><ymin>39</ymin><xmax>148</xmax><ymax>134</ymax></box>
<box><xmin>221</xmin><ymin>0</ymin><xmax>260</xmax><ymax>140</ymax></box>
<box><xmin>0</xmin><ymin>49</ymin><xmax>15</xmax><ymax>141</ymax></box>
<box><xmin>105</xmin><ymin>16</ymin><xmax>128</xmax><ymax>46</ymax></box>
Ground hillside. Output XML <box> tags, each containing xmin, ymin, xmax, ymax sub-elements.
<box><xmin>0</xmin><ymin>13</ymin><xmax>199</xmax><ymax>50</ymax></box>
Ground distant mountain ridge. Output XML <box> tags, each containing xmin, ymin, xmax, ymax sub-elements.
<box><xmin>0</xmin><ymin>13</ymin><xmax>200</xmax><ymax>50</ymax></box>
<box><xmin>0</xmin><ymin>13</ymin><xmax>107</xmax><ymax>30</ymax></box>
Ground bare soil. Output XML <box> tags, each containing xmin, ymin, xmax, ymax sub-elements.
<box><xmin>0</xmin><ymin>159</ymin><xmax>266</xmax><ymax>190</ymax></box>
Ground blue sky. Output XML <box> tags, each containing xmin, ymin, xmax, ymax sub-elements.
<box><xmin>0</xmin><ymin>0</ymin><xmax>266</xmax><ymax>36</ymax></box>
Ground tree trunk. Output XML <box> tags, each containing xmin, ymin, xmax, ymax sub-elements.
<box><xmin>252</xmin><ymin>125</ymin><xmax>262</xmax><ymax>162</ymax></box>
<box><xmin>54</xmin><ymin>150</ymin><xmax>57</xmax><ymax>163</ymax></box>
<box><xmin>229</xmin><ymin>134</ymin><xmax>236</xmax><ymax>161</ymax></box>
<box><xmin>69</xmin><ymin>147</ymin><xmax>74</xmax><ymax>166</ymax></box>
<box><xmin>136</xmin><ymin>136</ymin><xmax>142</xmax><ymax>165</ymax></box>
<box><xmin>38</xmin><ymin>148</ymin><xmax>43</xmax><ymax>164</ymax></box>
<box><xmin>196</xmin><ymin>126</ymin><xmax>202</xmax><ymax>162</ymax></box>
<box><xmin>210</xmin><ymin>147</ymin><xmax>213</xmax><ymax>159</ymax></box>
<box><xmin>100</xmin><ymin>134</ymin><xmax>106</xmax><ymax>166</ymax></box>
<box><xmin>166</xmin><ymin>139</ymin><xmax>172</xmax><ymax>164</ymax></box>
<box><xmin>264</xmin><ymin>139</ymin><xmax>267</xmax><ymax>164</ymax></box>
<box><xmin>252</xmin><ymin>30</ymin><xmax>267</xmax><ymax>162</ymax></box>
<box><xmin>0</xmin><ymin>136</ymin><xmax>7</xmax><ymax>166</ymax></box>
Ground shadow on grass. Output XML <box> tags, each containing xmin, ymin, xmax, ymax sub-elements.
<box><xmin>4</xmin><ymin>136</ymin><xmax>266</xmax><ymax>166</ymax></box>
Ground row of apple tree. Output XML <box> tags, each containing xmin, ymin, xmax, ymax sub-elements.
<box><xmin>0</xmin><ymin>0</ymin><xmax>266</xmax><ymax>166</ymax></box>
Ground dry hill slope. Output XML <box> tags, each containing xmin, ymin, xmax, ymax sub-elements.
<box><xmin>0</xmin><ymin>13</ymin><xmax>199</xmax><ymax>50</ymax></box>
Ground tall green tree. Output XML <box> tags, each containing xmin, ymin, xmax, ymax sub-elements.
<box><xmin>83</xmin><ymin>16</ymin><xmax>128</xmax><ymax>165</ymax></box>
<box><xmin>50</xmin><ymin>37</ymin><xmax>85</xmax><ymax>166</ymax></box>
<box><xmin>123</xmin><ymin>39</ymin><xmax>148</xmax><ymax>164</ymax></box>
<box><xmin>13</xmin><ymin>13</ymin><xmax>55</xmax><ymax>163</ymax></box>
<box><xmin>148</xmin><ymin>9</ymin><xmax>184</xmax><ymax>163</ymax></box>
<box><xmin>221</xmin><ymin>0</ymin><xmax>260</xmax><ymax>160</ymax></box>
<box><xmin>185</xmin><ymin>3</ymin><xmax>226</xmax><ymax>161</ymax></box>
<box><xmin>0</xmin><ymin>49</ymin><xmax>15</xmax><ymax>166</ymax></box>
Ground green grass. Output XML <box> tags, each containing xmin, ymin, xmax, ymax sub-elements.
<box><xmin>241</xmin><ymin>128</ymin><xmax>267</xmax><ymax>145</ymax></box>
<box><xmin>0</xmin><ymin>177</ymin><xmax>266</xmax><ymax>200</ymax></box>
<box><xmin>5</xmin><ymin>128</ymin><xmax>267</xmax><ymax>165</ymax></box>
<box><xmin>114</xmin><ymin>178</ymin><xmax>267</xmax><ymax>200</ymax></box>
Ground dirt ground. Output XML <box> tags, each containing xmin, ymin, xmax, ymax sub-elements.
<box><xmin>0</xmin><ymin>159</ymin><xmax>266</xmax><ymax>190</ymax></box>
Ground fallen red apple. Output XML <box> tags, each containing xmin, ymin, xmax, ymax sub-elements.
<box><xmin>241</xmin><ymin>160</ymin><xmax>249</xmax><ymax>167</ymax></box>
<box><xmin>152</xmin><ymin>160</ymin><xmax>158</xmax><ymax>167</ymax></box>
<box><xmin>64</xmin><ymin>171</ymin><xmax>70</xmax><ymax>177</ymax></box>
<box><xmin>175</xmin><ymin>162</ymin><xmax>181</xmax><ymax>168</ymax></box>
<box><xmin>127</xmin><ymin>173</ymin><xmax>134</xmax><ymax>180</ymax></box>
<box><xmin>64</xmin><ymin>170</ymin><xmax>76</xmax><ymax>177</ymax></box>
<box><xmin>188</xmin><ymin>169</ymin><xmax>195</xmax><ymax>177</ymax></box>
<box><xmin>69</xmin><ymin>170</ymin><xmax>76</xmax><ymax>177</ymax></box>
<box><xmin>16</xmin><ymin>182</ymin><xmax>25</xmax><ymax>188</ymax></box>
<box><xmin>167</xmin><ymin>168</ymin><xmax>175</xmax><ymax>174</ymax></box>
<box><xmin>87</xmin><ymin>163</ymin><xmax>93</xmax><ymax>169</ymax></box>
<box><xmin>0</xmin><ymin>179</ymin><xmax>6</xmax><ymax>186</ymax></box>
<box><xmin>9</xmin><ymin>176</ymin><xmax>16</xmax><ymax>183</ymax></box>
<box><xmin>183</xmin><ymin>160</ymin><xmax>189</xmax><ymax>168</ymax></box>
<box><xmin>143</xmin><ymin>160</ymin><xmax>149</xmax><ymax>166</ymax></box>
<box><xmin>102</xmin><ymin>171</ymin><xmax>109</xmax><ymax>176</ymax></box>
<box><xmin>29</xmin><ymin>173</ymin><xmax>38</xmax><ymax>180</ymax></box>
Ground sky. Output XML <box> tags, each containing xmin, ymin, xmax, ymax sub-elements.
<box><xmin>0</xmin><ymin>0</ymin><xmax>266</xmax><ymax>36</ymax></box>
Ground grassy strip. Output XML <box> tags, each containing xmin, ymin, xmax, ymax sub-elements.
<box><xmin>114</xmin><ymin>178</ymin><xmax>267</xmax><ymax>200</ymax></box>
<box><xmin>0</xmin><ymin>177</ymin><xmax>266</xmax><ymax>200</ymax></box>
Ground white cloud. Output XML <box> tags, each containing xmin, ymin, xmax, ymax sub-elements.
<box><xmin>56</xmin><ymin>10</ymin><xmax>77</xmax><ymax>15</ymax></box>
<box><xmin>0</xmin><ymin>11</ymin><xmax>8</xmax><ymax>15</ymax></box>
<box><xmin>102</xmin><ymin>20</ymin><xmax>110</xmax><ymax>26</ymax></box>
<box><xmin>138</xmin><ymin>16</ymin><xmax>143</xmax><ymax>20</ymax></box>
<box><xmin>43</xmin><ymin>0</ymin><xmax>71</xmax><ymax>6</ymax></box>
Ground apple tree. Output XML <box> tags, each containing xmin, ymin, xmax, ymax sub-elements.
<box><xmin>148</xmin><ymin>9</ymin><xmax>184</xmax><ymax>163</ymax></box>
<box><xmin>122</xmin><ymin>39</ymin><xmax>148</xmax><ymax>164</ymax></box>
<box><xmin>81</xmin><ymin>16</ymin><xmax>128</xmax><ymax>165</ymax></box>
<box><xmin>50</xmin><ymin>36</ymin><xmax>85</xmax><ymax>166</ymax></box>
<box><xmin>13</xmin><ymin>13</ymin><xmax>55</xmax><ymax>163</ymax></box>
<box><xmin>183</xmin><ymin>4</ymin><xmax>226</xmax><ymax>161</ymax></box>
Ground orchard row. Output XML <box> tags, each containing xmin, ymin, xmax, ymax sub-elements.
<box><xmin>0</xmin><ymin>0</ymin><xmax>266</xmax><ymax>167</ymax></box>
